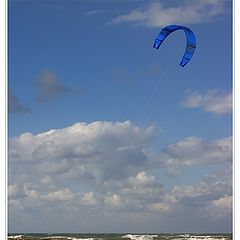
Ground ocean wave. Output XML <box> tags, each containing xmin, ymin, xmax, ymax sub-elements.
<box><xmin>178</xmin><ymin>234</ymin><xmax>190</xmax><ymax>238</ymax></box>
<box><xmin>122</xmin><ymin>234</ymin><xmax>158</xmax><ymax>240</ymax></box>
<box><xmin>71</xmin><ymin>238</ymin><xmax>96</xmax><ymax>240</ymax></box>
<box><xmin>188</xmin><ymin>236</ymin><xmax>228</xmax><ymax>240</ymax></box>
<box><xmin>8</xmin><ymin>236</ymin><xmax>96</xmax><ymax>240</ymax></box>
<box><xmin>7</xmin><ymin>236</ymin><xmax>69</xmax><ymax>240</ymax></box>
<box><xmin>172</xmin><ymin>235</ymin><xmax>228</xmax><ymax>240</ymax></box>
<box><xmin>8</xmin><ymin>236</ymin><xmax>24</xmax><ymax>240</ymax></box>
<box><xmin>188</xmin><ymin>236</ymin><xmax>226</xmax><ymax>240</ymax></box>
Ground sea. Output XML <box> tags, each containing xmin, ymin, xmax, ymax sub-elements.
<box><xmin>7</xmin><ymin>233</ymin><xmax>232</xmax><ymax>240</ymax></box>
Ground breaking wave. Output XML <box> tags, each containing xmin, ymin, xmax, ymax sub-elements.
<box><xmin>122</xmin><ymin>234</ymin><xmax>158</xmax><ymax>240</ymax></box>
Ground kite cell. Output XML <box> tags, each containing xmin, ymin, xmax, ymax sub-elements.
<box><xmin>153</xmin><ymin>25</ymin><xmax>196</xmax><ymax>67</ymax></box>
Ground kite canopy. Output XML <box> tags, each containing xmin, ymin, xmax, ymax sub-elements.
<box><xmin>153</xmin><ymin>25</ymin><xmax>196</xmax><ymax>67</ymax></box>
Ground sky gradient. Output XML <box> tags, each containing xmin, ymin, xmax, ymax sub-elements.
<box><xmin>8</xmin><ymin>0</ymin><xmax>232</xmax><ymax>233</ymax></box>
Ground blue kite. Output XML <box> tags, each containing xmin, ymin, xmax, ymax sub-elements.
<box><xmin>153</xmin><ymin>25</ymin><xmax>196</xmax><ymax>67</ymax></box>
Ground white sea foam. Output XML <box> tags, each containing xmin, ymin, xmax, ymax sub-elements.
<box><xmin>122</xmin><ymin>234</ymin><xmax>158</xmax><ymax>240</ymax></box>
<box><xmin>71</xmin><ymin>238</ymin><xmax>95</xmax><ymax>240</ymax></box>
<box><xmin>8</xmin><ymin>236</ymin><xmax>24</xmax><ymax>239</ymax></box>
<box><xmin>45</xmin><ymin>237</ymin><xmax>93</xmax><ymax>240</ymax></box>
<box><xmin>175</xmin><ymin>236</ymin><xmax>228</xmax><ymax>240</ymax></box>
<box><xmin>189</xmin><ymin>236</ymin><xmax>227</xmax><ymax>240</ymax></box>
<box><xmin>45</xmin><ymin>237</ymin><xmax>71</xmax><ymax>239</ymax></box>
<box><xmin>178</xmin><ymin>234</ymin><xmax>190</xmax><ymax>238</ymax></box>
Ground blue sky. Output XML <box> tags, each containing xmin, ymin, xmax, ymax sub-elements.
<box><xmin>8</xmin><ymin>0</ymin><xmax>232</xmax><ymax>233</ymax></box>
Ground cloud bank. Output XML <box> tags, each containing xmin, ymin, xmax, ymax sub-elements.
<box><xmin>8</xmin><ymin>121</ymin><xmax>232</xmax><ymax>232</ymax></box>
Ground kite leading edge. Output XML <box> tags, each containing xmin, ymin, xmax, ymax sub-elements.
<box><xmin>153</xmin><ymin>25</ymin><xmax>196</xmax><ymax>67</ymax></box>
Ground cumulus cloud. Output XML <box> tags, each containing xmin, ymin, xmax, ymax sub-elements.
<box><xmin>8</xmin><ymin>92</ymin><xmax>32</xmax><ymax>113</ymax></box>
<box><xmin>9</xmin><ymin>132</ymin><xmax>38</xmax><ymax>162</ymax></box>
<box><xmin>181</xmin><ymin>89</ymin><xmax>232</xmax><ymax>115</ymax></box>
<box><xmin>212</xmin><ymin>195</ymin><xmax>232</xmax><ymax>209</ymax></box>
<box><xmin>145</xmin><ymin>136</ymin><xmax>232</xmax><ymax>178</ymax></box>
<box><xmin>8</xmin><ymin>121</ymin><xmax>157</xmax><ymax>192</ymax></box>
<box><xmin>46</xmin><ymin>189</ymin><xmax>75</xmax><ymax>202</ymax></box>
<box><xmin>101</xmin><ymin>170</ymin><xmax>232</xmax><ymax>216</ymax></box>
<box><xmin>129</xmin><ymin>171</ymin><xmax>155</xmax><ymax>187</ymax></box>
<box><xmin>107</xmin><ymin>0</ymin><xmax>226</xmax><ymax>28</ymax></box>
<box><xmin>104</xmin><ymin>194</ymin><xmax>124</xmax><ymax>208</ymax></box>
<box><xmin>81</xmin><ymin>192</ymin><xmax>97</xmax><ymax>206</ymax></box>
<box><xmin>144</xmin><ymin>136</ymin><xmax>232</xmax><ymax>177</ymax></box>
<box><xmin>207</xmin><ymin>195</ymin><xmax>232</xmax><ymax>220</ymax></box>
<box><xmin>164</xmin><ymin>136</ymin><xmax>232</xmax><ymax>165</ymax></box>
<box><xmin>162</xmin><ymin>173</ymin><xmax>232</xmax><ymax>213</ymax></box>
<box><xmin>101</xmin><ymin>171</ymin><xmax>165</xmax><ymax>212</ymax></box>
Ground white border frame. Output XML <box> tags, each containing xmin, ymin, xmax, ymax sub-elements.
<box><xmin>233</xmin><ymin>0</ymin><xmax>239</xmax><ymax>239</ymax></box>
<box><xmin>0</xmin><ymin>0</ymin><xmax>7</xmax><ymax>239</ymax></box>
<box><xmin>1</xmin><ymin>0</ymin><xmax>236</xmax><ymax>239</ymax></box>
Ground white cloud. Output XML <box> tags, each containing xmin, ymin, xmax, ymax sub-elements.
<box><xmin>104</xmin><ymin>194</ymin><xmax>124</xmax><ymax>207</ymax></box>
<box><xmin>212</xmin><ymin>195</ymin><xmax>232</xmax><ymax>209</ymax></box>
<box><xmin>182</xmin><ymin>89</ymin><xmax>232</xmax><ymax>115</ymax></box>
<box><xmin>164</xmin><ymin>136</ymin><xmax>232</xmax><ymax>165</ymax></box>
<box><xmin>9</xmin><ymin>132</ymin><xmax>37</xmax><ymax>161</ymax></box>
<box><xmin>144</xmin><ymin>136</ymin><xmax>232</xmax><ymax>177</ymax></box>
<box><xmin>9</xmin><ymin>121</ymin><xmax>155</xmax><ymax>168</ymax></box>
<box><xmin>210</xmin><ymin>195</ymin><xmax>232</xmax><ymax>219</ymax></box>
<box><xmin>81</xmin><ymin>192</ymin><xmax>97</xmax><ymax>206</ymax></box>
<box><xmin>162</xmin><ymin>173</ymin><xmax>232</xmax><ymax>213</ymax></box>
<box><xmin>101</xmin><ymin>171</ymin><xmax>165</xmax><ymax>212</ymax></box>
<box><xmin>129</xmin><ymin>171</ymin><xmax>155</xmax><ymax>187</ymax></box>
<box><xmin>46</xmin><ymin>189</ymin><xmax>75</xmax><ymax>202</ymax></box>
<box><xmin>24</xmin><ymin>186</ymin><xmax>42</xmax><ymax>200</ymax></box>
<box><xmin>107</xmin><ymin>0</ymin><xmax>226</xmax><ymax>28</ymax></box>
<box><xmin>8</xmin><ymin>121</ymin><xmax>157</xmax><ymax>209</ymax></box>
